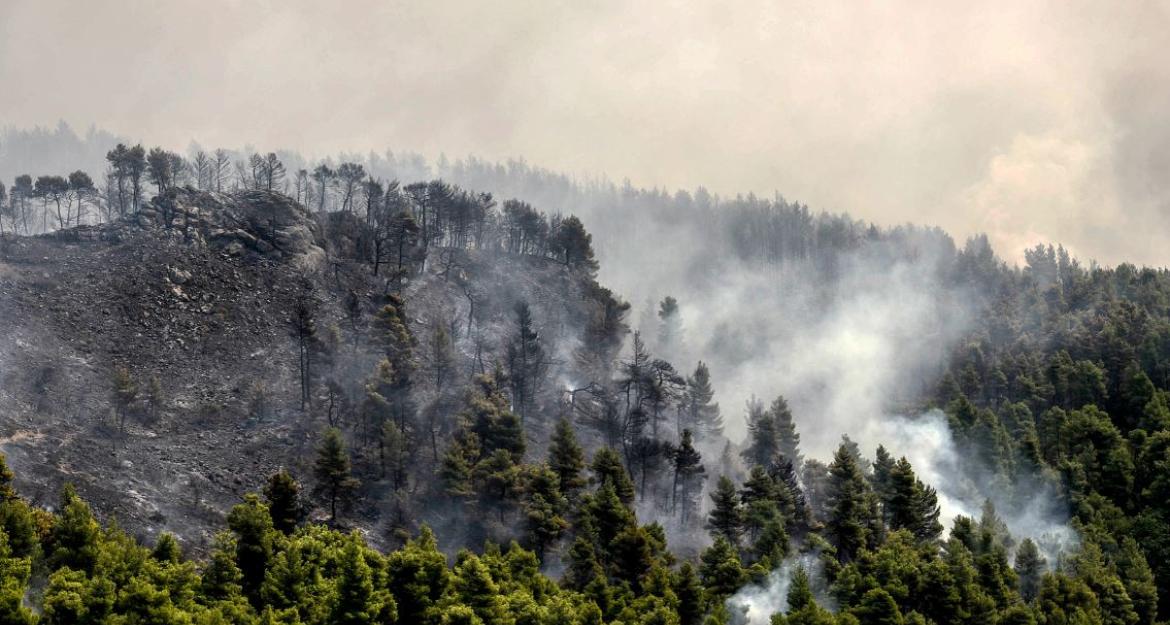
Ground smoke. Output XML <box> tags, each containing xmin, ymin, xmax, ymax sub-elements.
<box><xmin>602</xmin><ymin>194</ymin><xmax>1079</xmax><ymax>562</ymax></box>
<box><xmin>871</xmin><ymin>411</ymin><xmax>1077</xmax><ymax>564</ymax></box>
<box><xmin>0</xmin><ymin>122</ymin><xmax>1083</xmax><ymax>561</ymax></box>
<box><xmin>724</xmin><ymin>413</ymin><xmax>1074</xmax><ymax>625</ymax></box>
<box><xmin>625</xmin><ymin>232</ymin><xmax>967</xmax><ymax>450</ymax></box>
<box><xmin>6</xmin><ymin>1</ymin><xmax>1170</xmax><ymax>266</ymax></box>
<box><xmin>726</xmin><ymin>553</ymin><xmax>833</xmax><ymax>625</ymax></box>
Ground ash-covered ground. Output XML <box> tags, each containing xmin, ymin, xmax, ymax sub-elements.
<box><xmin>0</xmin><ymin>189</ymin><xmax>605</xmax><ymax>553</ymax></box>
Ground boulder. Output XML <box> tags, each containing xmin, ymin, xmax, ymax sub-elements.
<box><xmin>142</xmin><ymin>189</ymin><xmax>325</xmax><ymax>269</ymax></box>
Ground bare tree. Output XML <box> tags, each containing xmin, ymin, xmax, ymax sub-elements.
<box><xmin>170</xmin><ymin>153</ymin><xmax>190</xmax><ymax>187</ymax></box>
<box><xmin>213</xmin><ymin>149</ymin><xmax>231</xmax><ymax>192</ymax></box>
<box><xmin>291</xmin><ymin>285</ymin><xmax>318</xmax><ymax>411</ymax></box>
<box><xmin>233</xmin><ymin>160</ymin><xmax>250</xmax><ymax>191</ymax></box>
<box><xmin>126</xmin><ymin>144</ymin><xmax>147</xmax><ymax>212</ymax></box>
<box><xmin>68</xmin><ymin>170</ymin><xmax>95</xmax><ymax>227</ymax></box>
<box><xmin>0</xmin><ymin>182</ymin><xmax>7</xmax><ymax>235</ymax></box>
<box><xmin>312</xmin><ymin>164</ymin><xmax>334</xmax><ymax>213</ymax></box>
<box><xmin>193</xmin><ymin>151</ymin><xmax>212</xmax><ymax>189</ymax></box>
<box><xmin>336</xmin><ymin>162</ymin><xmax>366</xmax><ymax>212</ymax></box>
<box><xmin>248</xmin><ymin>152</ymin><xmax>287</xmax><ymax>191</ymax></box>
<box><xmin>105</xmin><ymin>144</ymin><xmax>130</xmax><ymax>216</ymax></box>
<box><xmin>263</xmin><ymin>153</ymin><xmax>286</xmax><ymax>191</ymax></box>
<box><xmin>294</xmin><ymin>169</ymin><xmax>311</xmax><ymax>204</ymax></box>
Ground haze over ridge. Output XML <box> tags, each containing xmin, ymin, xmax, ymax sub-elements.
<box><xmin>3</xmin><ymin>0</ymin><xmax>1169</xmax><ymax>267</ymax></box>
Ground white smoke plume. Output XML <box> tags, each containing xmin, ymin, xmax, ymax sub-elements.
<box><xmin>726</xmin><ymin>553</ymin><xmax>833</xmax><ymax>625</ymax></box>
<box><xmin>871</xmin><ymin>411</ymin><xmax>1078</xmax><ymax>563</ymax></box>
<box><xmin>611</xmin><ymin>214</ymin><xmax>1079</xmax><ymax>565</ymax></box>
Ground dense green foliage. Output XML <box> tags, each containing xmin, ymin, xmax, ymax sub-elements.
<box><xmin>929</xmin><ymin>242</ymin><xmax>1170</xmax><ymax>619</ymax></box>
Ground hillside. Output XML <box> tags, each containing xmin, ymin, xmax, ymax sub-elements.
<box><xmin>0</xmin><ymin>175</ymin><xmax>1169</xmax><ymax>625</ymax></box>
<box><xmin>0</xmin><ymin>188</ymin><xmax>622</xmax><ymax>553</ymax></box>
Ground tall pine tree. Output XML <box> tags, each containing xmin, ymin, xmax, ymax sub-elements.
<box><xmin>825</xmin><ymin>443</ymin><xmax>875</xmax><ymax>563</ymax></box>
<box><xmin>313</xmin><ymin>428</ymin><xmax>359</xmax><ymax>524</ymax></box>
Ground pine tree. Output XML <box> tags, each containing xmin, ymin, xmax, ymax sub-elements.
<box><xmin>0</xmin><ymin>498</ymin><xmax>37</xmax><ymax>559</ymax></box>
<box><xmin>1116</xmin><ymin>537</ymin><xmax>1158</xmax><ymax>625</ymax></box>
<box><xmin>788</xmin><ymin>566</ymin><xmax>815</xmax><ymax>611</ymax></box>
<box><xmin>372</xmin><ymin>294</ymin><xmax>416</xmax><ymax>379</ymax></box>
<box><xmin>707</xmin><ymin>475</ymin><xmax>744</xmax><ymax>545</ymax></box>
<box><xmin>466</xmin><ymin>373</ymin><xmax>526</xmax><ymax>462</ymax></box>
<box><xmin>201</xmin><ymin>532</ymin><xmax>244</xmax><ymax>601</ymax></box>
<box><xmin>313</xmin><ymin>428</ymin><xmax>359</xmax><ymax>523</ymax></box>
<box><xmin>825</xmin><ymin>444</ymin><xmax>874</xmax><ymax>563</ymax></box>
<box><xmin>740</xmin><ymin>466</ymin><xmax>782</xmax><ymax>540</ymax></box>
<box><xmin>771</xmin><ymin>395</ymin><xmax>802</xmax><ymax>466</ymax></box>
<box><xmin>565</xmin><ymin>536</ymin><xmax>605</xmax><ymax>590</ymax></box>
<box><xmin>523</xmin><ymin>465</ymin><xmax>569</xmax><ymax>562</ymax></box>
<box><xmin>473</xmin><ymin>449</ymin><xmax>524</xmax><ymax>523</ymax></box>
<box><xmin>548</xmin><ymin>418</ymin><xmax>587</xmax><ymax>501</ymax></box>
<box><xmin>381</xmin><ymin>418</ymin><xmax>410</xmax><ymax>491</ymax></box>
<box><xmin>852</xmin><ymin>588</ymin><xmax>904</xmax><ymax>625</ymax></box>
<box><xmin>871</xmin><ymin>445</ymin><xmax>896</xmax><ymax>518</ymax></box>
<box><xmin>886</xmin><ymin>457</ymin><xmax>942</xmax><ymax>543</ymax></box>
<box><xmin>671</xmin><ymin>430</ymin><xmax>707</xmax><ymax>526</ymax></box>
<box><xmin>801</xmin><ymin>459</ymin><xmax>832</xmax><ymax>524</ymax></box>
<box><xmin>0</xmin><ymin>454</ymin><xmax>14</xmax><ymax>502</ymax></box>
<box><xmin>46</xmin><ymin>484</ymin><xmax>101</xmax><ymax>573</ymax></box>
<box><xmin>331</xmin><ymin>535</ymin><xmax>394</xmax><ymax>625</ymax></box>
<box><xmin>263</xmin><ymin>470</ymin><xmax>301</xmax><ymax>535</ymax></box>
<box><xmin>551</xmin><ymin>215</ymin><xmax>598</xmax><ymax>272</ymax></box>
<box><xmin>753</xmin><ymin>518</ymin><xmax>790</xmax><ymax>567</ymax></box>
<box><xmin>440</xmin><ymin>434</ymin><xmax>478</xmax><ymax>500</ymax></box>
<box><xmin>682</xmin><ymin>362</ymin><xmax>723</xmax><ymax>441</ymax></box>
<box><xmin>742</xmin><ymin>397</ymin><xmax>779</xmax><ymax>468</ymax></box>
<box><xmin>111</xmin><ymin>366</ymin><xmax>138</xmax><ymax>434</ymax></box>
<box><xmin>840</xmin><ymin>434</ymin><xmax>865</xmax><ymax>468</ymax></box>
<box><xmin>142</xmin><ymin>375</ymin><xmax>164</xmax><ymax>423</ymax></box>
<box><xmin>591</xmin><ymin>447</ymin><xmax>636</xmax><ymax>505</ymax></box>
<box><xmin>583</xmin><ymin>482</ymin><xmax>638</xmax><ymax>553</ymax></box>
<box><xmin>657</xmin><ymin>296</ymin><xmax>682</xmax><ymax>353</ymax></box>
<box><xmin>782</xmin><ymin>600</ymin><xmax>837</xmax><ymax>625</ymax></box>
<box><xmin>699</xmin><ymin>536</ymin><xmax>745</xmax><ymax>599</ymax></box>
<box><xmin>609</xmin><ymin>525</ymin><xmax>655</xmax><ymax>588</ymax></box>
<box><xmin>369</xmin><ymin>297</ymin><xmax>417</xmax><ymax>453</ymax></box>
<box><xmin>0</xmin><ymin>530</ymin><xmax>36</xmax><ymax>625</ymax></box>
<box><xmin>506</xmin><ymin>301</ymin><xmax>547</xmax><ymax>423</ymax></box>
<box><xmin>226</xmin><ymin>493</ymin><xmax>274</xmax><ymax>605</ymax></box>
<box><xmin>771</xmin><ymin>457</ymin><xmax>811</xmax><ymax>537</ymax></box>
<box><xmin>441</xmin><ymin>374</ymin><xmax>528</xmax><ymax>520</ymax></box>
<box><xmin>428</xmin><ymin>322</ymin><xmax>455</xmax><ymax>393</ymax></box>
<box><xmin>290</xmin><ymin>288</ymin><xmax>318</xmax><ymax>411</ymax></box>
<box><xmin>1013</xmin><ymin>538</ymin><xmax>1045</xmax><ymax>603</ymax></box>
<box><xmin>451</xmin><ymin>552</ymin><xmax>506</xmax><ymax>625</ymax></box>
<box><xmin>152</xmin><ymin>532</ymin><xmax>181</xmax><ymax>563</ymax></box>
<box><xmin>386</xmin><ymin>526</ymin><xmax>451</xmax><ymax>624</ymax></box>
<box><xmin>675</xmin><ymin>561</ymin><xmax>705</xmax><ymax>625</ymax></box>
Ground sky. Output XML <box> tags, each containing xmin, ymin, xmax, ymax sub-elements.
<box><xmin>2</xmin><ymin>0</ymin><xmax>1168</xmax><ymax>266</ymax></box>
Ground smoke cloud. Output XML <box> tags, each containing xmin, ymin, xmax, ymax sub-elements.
<box><xmin>623</xmin><ymin>227</ymin><xmax>1077</xmax><ymax>562</ymax></box>
<box><xmin>726</xmin><ymin>553</ymin><xmax>834</xmax><ymax>625</ymax></box>
<box><xmin>2</xmin><ymin>0</ymin><xmax>1169</xmax><ymax>266</ymax></box>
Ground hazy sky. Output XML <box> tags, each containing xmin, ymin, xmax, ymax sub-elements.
<box><xmin>2</xmin><ymin>0</ymin><xmax>1168</xmax><ymax>265</ymax></box>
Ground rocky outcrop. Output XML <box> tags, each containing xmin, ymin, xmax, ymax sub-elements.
<box><xmin>57</xmin><ymin>189</ymin><xmax>326</xmax><ymax>270</ymax></box>
<box><xmin>147</xmin><ymin>189</ymin><xmax>326</xmax><ymax>270</ymax></box>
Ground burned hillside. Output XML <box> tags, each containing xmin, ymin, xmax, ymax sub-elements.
<box><xmin>0</xmin><ymin>186</ymin><xmax>627</xmax><ymax>553</ymax></box>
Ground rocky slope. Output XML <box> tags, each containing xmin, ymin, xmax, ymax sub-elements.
<box><xmin>0</xmin><ymin>188</ymin><xmax>613</xmax><ymax>552</ymax></box>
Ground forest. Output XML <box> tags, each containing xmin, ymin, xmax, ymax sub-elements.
<box><xmin>0</xmin><ymin>130</ymin><xmax>1169</xmax><ymax>625</ymax></box>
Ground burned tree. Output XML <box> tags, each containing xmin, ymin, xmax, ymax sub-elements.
<box><xmin>505</xmin><ymin>301</ymin><xmax>549</xmax><ymax>424</ymax></box>
<box><xmin>290</xmin><ymin>285</ymin><xmax>319</xmax><ymax>411</ymax></box>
